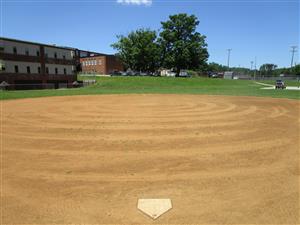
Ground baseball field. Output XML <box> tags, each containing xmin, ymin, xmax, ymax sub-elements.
<box><xmin>1</xmin><ymin>77</ymin><xmax>300</xmax><ymax>224</ymax></box>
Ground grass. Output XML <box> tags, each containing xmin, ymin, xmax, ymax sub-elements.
<box><xmin>1</xmin><ymin>76</ymin><xmax>299</xmax><ymax>100</ymax></box>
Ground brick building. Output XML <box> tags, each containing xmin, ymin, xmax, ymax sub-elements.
<box><xmin>80</xmin><ymin>55</ymin><xmax>123</xmax><ymax>75</ymax></box>
<box><xmin>0</xmin><ymin>37</ymin><xmax>80</xmax><ymax>89</ymax></box>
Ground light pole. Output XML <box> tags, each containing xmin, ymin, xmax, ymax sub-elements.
<box><xmin>254</xmin><ymin>57</ymin><xmax>257</xmax><ymax>80</ymax></box>
<box><xmin>227</xmin><ymin>49</ymin><xmax>232</xmax><ymax>69</ymax></box>
<box><xmin>290</xmin><ymin>46</ymin><xmax>298</xmax><ymax>68</ymax></box>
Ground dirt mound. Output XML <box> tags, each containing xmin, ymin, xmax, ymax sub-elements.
<box><xmin>2</xmin><ymin>94</ymin><xmax>299</xmax><ymax>224</ymax></box>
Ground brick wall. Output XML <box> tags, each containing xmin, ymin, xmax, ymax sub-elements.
<box><xmin>80</xmin><ymin>55</ymin><xmax>123</xmax><ymax>74</ymax></box>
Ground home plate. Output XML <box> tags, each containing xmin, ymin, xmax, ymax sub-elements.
<box><xmin>137</xmin><ymin>198</ymin><xmax>172</xmax><ymax>220</ymax></box>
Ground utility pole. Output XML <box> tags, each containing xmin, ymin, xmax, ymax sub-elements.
<box><xmin>250</xmin><ymin>61</ymin><xmax>254</xmax><ymax>70</ymax></box>
<box><xmin>290</xmin><ymin>46</ymin><xmax>297</xmax><ymax>68</ymax></box>
<box><xmin>227</xmin><ymin>49</ymin><xmax>232</xmax><ymax>69</ymax></box>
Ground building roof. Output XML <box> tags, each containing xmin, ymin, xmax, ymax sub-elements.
<box><xmin>0</xmin><ymin>36</ymin><xmax>77</xmax><ymax>51</ymax></box>
<box><xmin>0</xmin><ymin>37</ymin><xmax>114</xmax><ymax>57</ymax></box>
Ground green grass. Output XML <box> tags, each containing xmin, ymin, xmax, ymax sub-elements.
<box><xmin>1</xmin><ymin>76</ymin><xmax>299</xmax><ymax>100</ymax></box>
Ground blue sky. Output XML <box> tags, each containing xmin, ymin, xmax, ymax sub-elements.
<box><xmin>1</xmin><ymin>0</ymin><xmax>299</xmax><ymax>68</ymax></box>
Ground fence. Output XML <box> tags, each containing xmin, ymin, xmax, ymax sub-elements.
<box><xmin>82</xmin><ymin>80</ymin><xmax>96</xmax><ymax>87</ymax></box>
<box><xmin>253</xmin><ymin>76</ymin><xmax>300</xmax><ymax>81</ymax></box>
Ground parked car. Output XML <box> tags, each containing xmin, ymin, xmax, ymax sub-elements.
<box><xmin>139</xmin><ymin>72</ymin><xmax>149</xmax><ymax>76</ymax></box>
<box><xmin>179</xmin><ymin>70</ymin><xmax>190</xmax><ymax>77</ymax></box>
<box><xmin>275</xmin><ymin>80</ymin><xmax>286</xmax><ymax>89</ymax></box>
<box><xmin>160</xmin><ymin>70</ymin><xmax>176</xmax><ymax>77</ymax></box>
<box><xmin>110</xmin><ymin>71</ymin><xmax>122</xmax><ymax>76</ymax></box>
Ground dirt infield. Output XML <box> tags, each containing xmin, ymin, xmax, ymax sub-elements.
<box><xmin>2</xmin><ymin>94</ymin><xmax>299</xmax><ymax>224</ymax></box>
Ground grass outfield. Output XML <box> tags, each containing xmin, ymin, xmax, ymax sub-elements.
<box><xmin>1</xmin><ymin>76</ymin><xmax>299</xmax><ymax>100</ymax></box>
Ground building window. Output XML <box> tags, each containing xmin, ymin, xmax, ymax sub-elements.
<box><xmin>55</xmin><ymin>68</ymin><xmax>58</xmax><ymax>74</ymax></box>
<box><xmin>45</xmin><ymin>53</ymin><xmax>48</xmax><ymax>58</ymax></box>
<box><xmin>27</xmin><ymin>66</ymin><xmax>31</xmax><ymax>74</ymax></box>
<box><xmin>54</xmin><ymin>52</ymin><xmax>57</xmax><ymax>59</ymax></box>
<box><xmin>13</xmin><ymin>47</ymin><xmax>17</xmax><ymax>54</ymax></box>
<box><xmin>25</xmin><ymin>49</ymin><xmax>29</xmax><ymax>56</ymax></box>
<box><xmin>36</xmin><ymin>50</ymin><xmax>40</xmax><ymax>56</ymax></box>
<box><xmin>46</xmin><ymin>67</ymin><xmax>49</xmax><ymax>74</ymax></box>
<box><xmin>38</xmin><ymin>67</ymin><xmax>41</xmax><ymax>74</ymax></box>
<box><xmin>63</xmin><ymin>55</ymin><xmax>66</xmax><ymax>60</ymax></box>
<box><xmin>14</xmin><ymin>65</ymin><xmax>19</xmax><ymax>73</ymax></box>
<box><xmin>0</xmin><ymin>61</ymin><xmax>5</xmax><ymax>71</ymax></box>
<box><xmin>63</xmin><ymin>68</ymin><xmax>66</xmax><ymax>75</ymax></box>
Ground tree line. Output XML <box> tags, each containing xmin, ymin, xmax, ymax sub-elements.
<box><xmin>111</xmin><ymin>13</ymin><xmax>209</xmax><ymax>76</ymax></box>
<box><xmin>112</xmin><ymin>13</ymin><xmax>299</xmax><ymax>77</ymax></box>
<box><xmin>206</xmin><ymin>62</ymin><xmax>300</xmax><ymax>77</ymax></box>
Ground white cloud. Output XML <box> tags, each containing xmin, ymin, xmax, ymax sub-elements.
<box><xmin>117</xmin><ymin>0</ymin><xmax>152</xmax><ymax>6</ymax></box>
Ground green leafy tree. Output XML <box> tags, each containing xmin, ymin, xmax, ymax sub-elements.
<box><xmin>207</xmin><ymin>62</ymin><xmax>227</xmax><ymax>72</ymax></box>
<box><xmin>159</xmin><ymin>13</ymin><xmax>209</xmax><ymax>76</ymax></box>
<box><xmin>292</xmin><ymin>64</ymin><xmax>300</xmax><ymax>75</ymax></box>
<box><xmin>259</xmin><ymin>63</ymin><xmax>278</xmax><ymax>76</ymax></box>
<box><xmin>111</xmin><ymin>29</ymin><xmax>161</xmax><ymax>73</ymax></box>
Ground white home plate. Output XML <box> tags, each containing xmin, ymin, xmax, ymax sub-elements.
<box><xmin>137</xmin><ymin>198</ymin><xmax>172</xmax><ymax>220</ymax></box>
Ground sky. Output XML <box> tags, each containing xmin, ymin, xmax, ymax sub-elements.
<box><xmin>1</xmin><ymin>0</ymin><xmax>299</xmax><ymax>68</ymax></box>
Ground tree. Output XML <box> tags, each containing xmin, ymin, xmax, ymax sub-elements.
<box><xmin>259</xmin><ymin>63</ymin><xmax>278</xmax><ymax>76</ymax></box>
<box><xmin>158</xmin><ymin>13</ymin><xmax>209</xmax><ymax>76</ymax></box>
<box><xmin>111</xmin><ymin>29</ymin><xmax>161</xmax><ymax>73</ymax></box>
<box><xmin>207</xmin><ymin>62</ymin><xmax>227</xmax><ymax>72</ymax></box>
<box><xmin>292</xmin><ymin>64</ymin><xmax>300</xmax><ymax>75</ymax></box>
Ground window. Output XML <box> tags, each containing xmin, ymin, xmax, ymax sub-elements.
<box><xmin>45</xmin><ymin>53</ymin><xmax>48</xmax><ymax>58</ymax></box>
<box><xmin>63</xmin><ymin>68</ymin><xmax>67</xmax><ymax>75</ymax></box>
<box><xmin>46</xmin><ymin>67</ymin><xmax>49</xmax><ymax>74</ymax></box>
<box><xmin>14</xmin><ymin>65</ymin><xmax>19</xmax><ymax>73</ymax></box>
<box><xmin>38</xmin><ymin>67</ymin><xmax>41</xmax><ymax>74</ymax></box>
<box><xmin>55</xmin><ymin>68</ymin><xmax>58</xmax><ymax>74</ymax></box>
<box><xmin>25</xmin><ymin>49</ymin><xmax>29</xmax><ymax>56</ymax></box>
<box><xmin>27</xmin><ymin>66</ymin><xmax>31</xmax><ymax>74</ymax></box>
<box><xmin>36</xmin><ymin>50</ymin><xmax>40</xmax><ymax>56</ymax></box>
<box><xmin>0</xmin><ymin>61</ymin><xmax>5</xmax><ymax>71</ymax></box>
<box><xmin>98</xmin><ymin>60</ymin><xmax>102</xmax><ymax>65</ymax></box>
<box><xmin>54</xmin><ymin>52</ymin><xmax>57</xmax><ymax>59</ymax></box>
<box><xmin>63</xmin><ymin>55</ymin><xmax>66</xmax><ymax>60</ymax></box>
<box><xmin>13</xmin><ymin>47</ymin><xmax>17</xmax><ymax>54</ymax></box>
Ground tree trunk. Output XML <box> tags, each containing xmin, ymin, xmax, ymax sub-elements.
<box><xmin>175</xmin><ymin>68</ymin><xmax>180</xmax><ymax>77</ymax></box>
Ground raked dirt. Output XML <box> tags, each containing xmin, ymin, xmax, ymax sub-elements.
<box><xmin>1</xmin><ymin>94</ymin><xmax>300</xmax><ymax>224</ymax></box>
